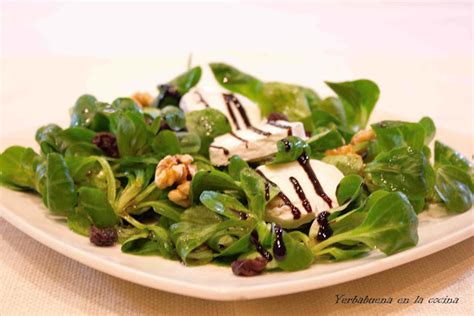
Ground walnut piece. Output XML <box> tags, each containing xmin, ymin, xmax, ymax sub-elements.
<box><xmin>155</xmin><ymin>154</ymin><xmax>196</xmax><ymax>207</ymax></box>
<box><xmin>131</xmin><ymin>91</ymin><xmax>154</xmax><ymax>107</ymax></box>
<box><xmin>168</xmin><ymin>181</ymin><xmax>191</xmax><ymax>207</ymax></box>
<box><xmin>325</xmin><ymin>144</ymin><xmax>356</xmax><ymax>156</ymax></box>
<box><xmin>325</xmin><ymin>129</ymin><xmax>375</xmax><ymax>156</ymax></box>
<box><xmin>351</xmin><ymin>129</ymin><xmax>375</xmax><ymax>145</ymax></box>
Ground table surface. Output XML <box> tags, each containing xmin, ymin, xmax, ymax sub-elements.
<box><xmin>1</xmin><ymin>1</ymin><xmax>473</xmax><ymax>315</ymax></box>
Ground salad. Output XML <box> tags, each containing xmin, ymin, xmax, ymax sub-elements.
<box><xmin>0</xmin><ymin>63</ymin><xmax>472</xmax><ymax>277</ymax></box>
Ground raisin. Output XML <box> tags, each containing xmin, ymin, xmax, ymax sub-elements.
<box><xmin>89</xmin><ymin>226</ymin><xmax>118</xmax><ymax>247</ymax></box>
<box><xmin>267</xmin><ymin>112</ymin><xmax>288</xmax><ymax>122</ymax></box>
<box><xmin>92</xmin><ymin>132</ymin><xmax>119</xmax><ymax>158</ymax></box>
<box><xmin>159</xmin><ymin>119</ymin><xmax>172</xmax><ymax>131</ymax></box>
<box><xmin>231</xmin><ymin>257</ymin><xmax>267</xmax><ymax>277</ymax></box>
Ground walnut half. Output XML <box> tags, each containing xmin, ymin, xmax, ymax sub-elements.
<box><xmin>155</xmin><ymin>154</ymin><xmax>196</xmax><ymax>207</ymax></box>
<box><xmin>325</xmin><ymin>128</ymin><xmax>375</xmax><ymax>156</ymax></box>
<box><xmin>131</xmin><ymin>91</ymin><xmax>154</xmax><ymax>107</ymax></box>
<box><xmin>351</xmin><ymin>129</ymin><xmax>375</xmax><ymax>145</ymax></box>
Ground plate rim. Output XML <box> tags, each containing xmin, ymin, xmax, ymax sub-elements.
<box><xmin>1</xmin><ymin>196</ymin><xmax>473</xmax><ymax>301</ymax></box>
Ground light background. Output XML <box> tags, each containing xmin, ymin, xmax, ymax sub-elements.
<box><xmin>1</xmin><ymin>1</ymin><xmax>472</xmax><ymax>143</ymax></box>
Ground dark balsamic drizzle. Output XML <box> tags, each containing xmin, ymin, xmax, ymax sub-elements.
<box><xmin>250</xmin><ymin>230</ymin><xmax>273</xmax><ymax>261</ymax></box>
<box><xmin>250</xmin><ymin>126</ymin><xmax>271</xmax><ymax>136</ymax></box>
<box><xmin>256</xmin><ymin>170</ymin><xmax>302</xmax><ymax>220</ymax></box>
<box><xmin>230</xmin><ymin>208</ymin><xmax>249</xmax><ymax>220</ymax></box>
<box><xmin>277</xmin><ymin>192</ymin><xmax>302</xmax><ymax>219</ymax></box>
<box><xmin>272</xmin><ymin>224</ymin><xmax>286</xmax><ymax>261</ymax></box>
<box><xmin>289</xmin><ymin>177</ymin><xmax>312</xmax><ymax>213</ymax></box>
<box><xmin>316</xmin><ymin>211</ymin><xmax>333</xmax><ymax>241</ymax></box>
<box><xmin>264</xmin><ymin>182</ymin><xmax>270</xmax><ymax>201</ymax></box>
<box><xmin>297</xmin><ymin>152</ymin><xmax>333</xmax><ymax>208</ymax></box>
<box><xmin>210</xmin><ymin>145</ymin><xmax>229</xmax><ymax>155</ymax></box>
<box><xmin>280</xmin><ymin>138</ymin><xmax>291</xmax><ymax>152</ymax></box>
<box><xmin>223</xmin><ymin>93</ymin><xmax>241</xmax><ymax>130</ymax></box>
<box><xmin>268</xmin><ymin>121</ymin><xmax>293</xmax><ymax>136</ymax></box>
<box><xmin>223</xmin><ymin>93</ymin><xmax>271</xmax><ymax>136</ymax></box>
<box><xmin>194</xmin><ymin>91</ymin><xmax>210</xmax><ymax>108</ymax></box>
<box><xmin>230</xmin><ymin>131</ymin><xmax>249</xmax><ymax>148</ymax></box>
<box><xmin>256</xmin><ymin>169</ymin><xmax>277</xmax><ymax>186</ymax></box>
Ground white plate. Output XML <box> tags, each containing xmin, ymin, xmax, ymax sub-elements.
<box><xmin>0</xmin><ymin>119</ymin><xmax>473</xmax><ymax>301</ymax></box>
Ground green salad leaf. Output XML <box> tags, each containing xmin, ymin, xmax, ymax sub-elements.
<box><xmin>269</xmin><ymin>136</ymin><xmax>310</xmax><ymax>165</ymax></box>
<box><xmin>175</xmin><ymin>132</ymin><xmax>201</xmax><ymax>154</ymax></box>
<box><xmin>371</xmin><ymin>121</ymin><xmax>425</xmax><ymax>153</ymax></box>
<box><xmin>210</xmin><ymin>63</ymin><xmax>315</xmax><ymax>121</ymax></box>
<box><xmin>121</xmin><ymin>226</ymin><xmax>175</xmax><ymax>259</ymax></box>
<box><xmin>307</xmin><ymin>127</ymin><xmax>345</xmax><ymax>153</ymax></box>
<box><xmin>272</xmin><ymin>228</ymin><xmax>313</xmax><ymax>271</ymax></box>
<box><xmin>190</xmin><ymin>169</ymin><xmax>242</xmax><ymax>203</ymax></box>
<box><xmin>419</xmin><ymin>117</ymin><xmax>436</xmax><ymax>145</ymax></box>
<box><xmin>110</xmin><ymin>111</ymin><xmax>151</xmax><ymax>157</ymax></box>
<box><xmin>185</xmin><ymin>108</ymin><xmax>232</xmax><ymax>156</ymax></box>
<box><xmin>45</xmin><ymin>153</ymin><xmax>77</xmax><ymax>215</ymax></box>
<box><xmin>336</xmin><ymin>174</ymin><xmax>364</xmax><ymax>205</ymax></box>
<box><xmin>259</xmin><ymin>82</ymin><xmax>312</xmax><ymax>121</ymax></box>
<box><xmin>70</xmin><ymin>94</ymin><xmax>109</xmax><ymax>131</ymax></box>
<box><xmin>67</xmin><ymin>207</ymin><xmax>92</xmax><ymax>236</ymax></box>
<box><xmin>200</xmin><ymin>191</ymin><xmax>248</xmax><ymax>220</ymax></box>
<box><xmin>0</xmin><ymin>146</ymin><xmax>39</xmax><ymax>190</ymax></box>
<box><xmin>322</xmin><ymin>154</ymin><xmax>364</xmax><ymax>175</ymax></box>
<box><xmin>312</xmin><ymin>191</ymin><xmax>418</xmax><ymax>256</ymax></box>
<box><xmin>208</xmin><ymin>63</ymin><xmax>263</xmax><ymax>104</ymax></box>
<box><xmin>239</xmin><ymin>168</ymin><xmax>267</xmax><ymax>220</ymax></box>
<box><xmin>152</xmin><ymin>130</ymin><xmax>181</xmax><ymax>157</ymax></box>
<box><xmin>170</xmin><ymin>66</ymin><xmax>202</xmax><ymax>95</ymax></box>
<box><xmin>434</xmin><ymin>141</ymin><xmax>473</xmax><ymax>172</ymax></box>
<box><xmin>228</xmin><ymin>155</ymin><xmax>249</xmax><ymax>181</ymax></box>
<box><xmin>364</xmin><ymin>147</ymin><xmax>434</xmax><ymax>202</ymax></box>
<box><xmin>325</xmin><ymin>80</ymin><xmax>380</xmax><ymax>132</ymax></box>
<box><xmin>435</xmin><ymin>165</ymin><xmax>472</xmax><ymax>213</ymax></box>
<box><xmin>78</xmin><ymin>186</ymin><xmax>119</xmax><ymax>227</ymax></box>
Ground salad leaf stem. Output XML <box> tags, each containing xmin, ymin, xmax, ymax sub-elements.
<box><xmin>95</xmin><ymin>156</ymin><xmax>116</xmax><ymax>204</ymax></box>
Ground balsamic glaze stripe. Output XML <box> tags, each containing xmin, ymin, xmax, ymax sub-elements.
<box><xmin>210</xmin><ymin>145</ymin><xmax>229</xmax><ymax>155</ymax></box>
<box><xmin>230</xmin><ymin>208</ymin><xmax>249</xmax><ymax>220</ymax></box>
<box><xmin>289</xmin><ymin>176</ymin><xmax>312</xmax><ymax>213</ymax></box>
<box><xmin>250</xmin><ymin>230</ymin><xmax>273</xmax><ymax>261</ymax></box>
<box><xmin>223</xmin><ymin>93</ymin><xmax>241</xmax><ymax>130</ymax></box>
<box><xmin>268</xmin><ymin>121</ymin><xmax>293</xmax><ymax>136</ymax></box>
<box><xmin>230</xmin><ymin>94</ymin><xmax>271</xmax><ymax>136</ymax></box>
<box><xmin>223</xmin><ymin>93</ymin><xmax>272</xmax><ymax>136</ymax></box>
<box><xmin>230</xmin><ymin>131</ymin><xmax>249</xmax><ymax>147</ymax></box>
<box><xmin>316</xmin><ymin>211</ymin><xmax>333</xmax><ymax>241</ymax></box>
<box><xmin>256</xmin><ymin>169</ymin><xmax>302</xmax><ymax>220</ymax></box>
<box><xmin>229</xmin><ymin>94</ymin><xmax>252</xmax><ymax>127</ymax></box>
<box><xmin>264</xmin><ymin>182</ymin><xmax>270</xmax><ymax>201</ymax></box>
<box><xmin>297</xmin><ymin>152</ymin><xmax>333</xmax><ymax>208</ymax></box>
<box><xmin>256</xmin><ymin>169</ymin><xmax>277</xmax><ymax>186</ymax></box>
<box><xmin>277</xmin><ymin>192</ymin><xmax>302</xmax><ymax>219</ymax></box>
<box><xmin>250</xmin><ymin>126</ymin><xmax>271</xmax><ymax>136</ymax></box>
<box><xmin>272</xmin><ymin>224</ymin><xmax>286</xmax><ymax>261</ymax></box>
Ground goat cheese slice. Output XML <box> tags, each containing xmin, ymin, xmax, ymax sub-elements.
<box><xmin>256</xmin><ymin>159</ymin><xmax>344</xmax><ymax>229</ymax></box>
<box><xmin>209</xmin><ymin>120</ymin><xmax>306</xmax><ymax>166</ymax></box>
